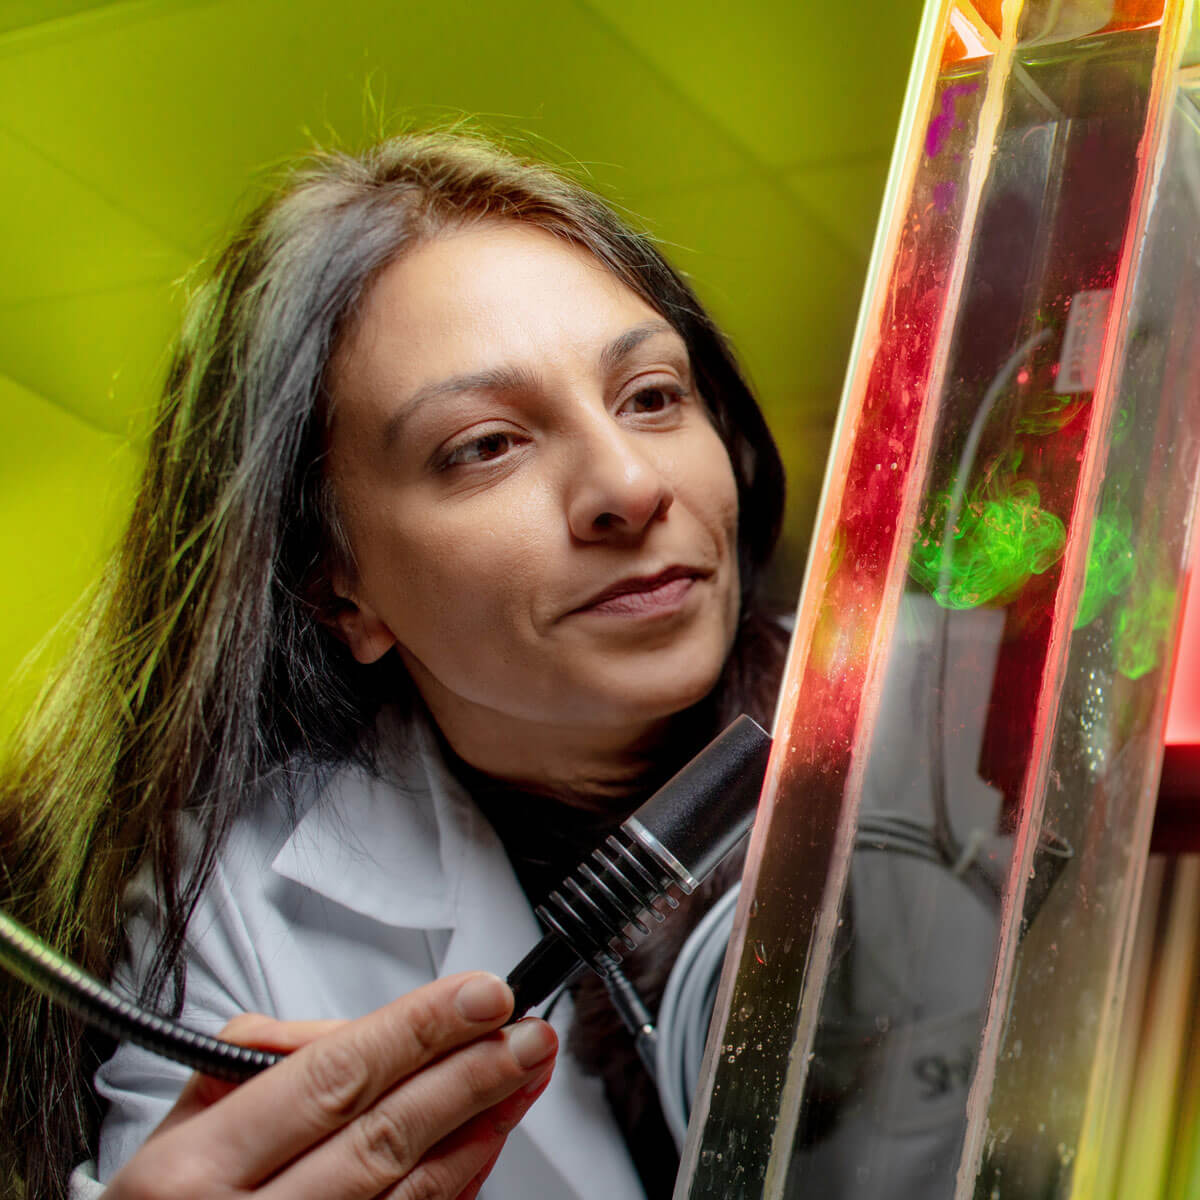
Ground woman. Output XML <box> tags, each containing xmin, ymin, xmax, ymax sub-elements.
<box><xmin>0</xmin><ymin>128</ymin><xmax>787</xmax><ymax>1199</ymax></box>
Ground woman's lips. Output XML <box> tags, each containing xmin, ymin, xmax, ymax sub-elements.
<box><xmin>573</xmin><ymin>570</ymin><xmax>701</xmax><ymax>617</ymax></box>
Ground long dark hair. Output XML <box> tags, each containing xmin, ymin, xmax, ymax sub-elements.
<box><xmin>0</xmin><ymin>126</ymin><xmax>786</xmax><ymax>1198</ymax></box>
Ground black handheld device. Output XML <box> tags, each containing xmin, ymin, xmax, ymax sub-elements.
<box><xmin>0</xmin><ymin>714</ymin><xmax>772</xmax><ymax>1080</ymax></box>
<box><xmin>507</xmin><ymin>714</ymin><xmax>771</xmax><ymax>1019</ymax></box>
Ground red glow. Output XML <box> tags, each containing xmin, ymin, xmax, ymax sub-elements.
<box><xmin>1165</xmin><ymin>563</ymin><xmax>1200</xmax><ymax>743</ymax></box>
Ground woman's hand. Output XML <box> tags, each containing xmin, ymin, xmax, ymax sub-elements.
<box><xmin>104</xmin><ymin>971</ymin><xmax>557</xmax><ymax>1200</ymax></box>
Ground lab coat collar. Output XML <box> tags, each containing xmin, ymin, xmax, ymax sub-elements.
<box><xmin>269</xmin><ymin>706</ymin><xmax>471</xmax><ymax>933</ymax></box>
<box><xmin>267</xmin><ymin>703</ymin><xmax>546</xmax><ymax>971</ymax></box>
<box><xmin>269</xmin><ymin>703</ymin><xmax>547</xmax><ymax>976</ymax></box>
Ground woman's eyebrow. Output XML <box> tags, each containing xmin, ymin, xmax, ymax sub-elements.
<box><xmin>384</xmin><ymin>364</ymin><xmax>538</xmax><ymax>448</ymax></box>
<box><xmin>383</xmin><ymin>320</ymin><xmax>679</xmax><ymax>449</ymax></box>
<box><xmin>599</xmin><ymin>320</ymin><xmax>677</xmax><ymax>371</ymax></box>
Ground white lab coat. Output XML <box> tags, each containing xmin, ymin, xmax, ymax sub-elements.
<box><xmin>68</xmin><ymin>706</ymin><xmax>647</xmax><ymax>1200</ymax></box>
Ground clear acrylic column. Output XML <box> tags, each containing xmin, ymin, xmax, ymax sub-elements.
<box><xmin>675</xmin><ymin>2</ymin><xmax>1200</xmax><ymax>1198</ymax></box>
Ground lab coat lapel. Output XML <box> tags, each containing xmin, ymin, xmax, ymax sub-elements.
<box><xmin>270</xmin><ymin>709</ymin><xmax>460</xmax><ymax>932</ymax></box>
<box><xmin>269</xmin><ymin>705</ymin><xmax>531</xmax><ymax>947</ymax></box>
<box><xmin>431</xmin><ymin>766</ymin><xmax>542</xmax><ymax>982</ymax></box>
<box><xmin>425</xmin><ymin>740</ymin><xmax>646</xmax><ymax>1200</ymax></box>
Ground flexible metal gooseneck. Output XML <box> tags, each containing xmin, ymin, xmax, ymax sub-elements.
<box><xmin>0</xmin><ymin>908</ymin><xmax>282</xmax><ymax>1081</ymax></box>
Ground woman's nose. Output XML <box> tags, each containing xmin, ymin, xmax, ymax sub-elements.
<box><xmin>566</xmin><ymin>420</ymin><xmax>674</xmax><ymax>542</ymax></box>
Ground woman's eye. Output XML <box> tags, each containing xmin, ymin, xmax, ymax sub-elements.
<box><xmin>624</xmin><ymin>386</ymin><xmax>683</xmax><ymax>415</ymax></box>
<box><xmin>442</xmin><ymin>431</ymin><xmax>518</xmax><ymax>468</ymax></box>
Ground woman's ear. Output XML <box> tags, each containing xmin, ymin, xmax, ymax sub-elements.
<box><xmin>323</xmin><ymin>570</ymin><xmax>398</xmax><ymax>665</ymax></box>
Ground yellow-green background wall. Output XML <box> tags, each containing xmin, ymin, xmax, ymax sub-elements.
<box><xmin>0</xmin><ymin>0</ymin><xmax>924</xmax><ymax>732</ymax></box>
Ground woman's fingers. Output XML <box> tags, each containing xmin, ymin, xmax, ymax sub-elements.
<box><xmin>449</xmin><ymin>1069</ymin><xmax>554</xmax><ymax>1200</ymax></box>
<box><xmin>220</xmin><ymin>1012</ymin><xmax>351</xmax><ymax>1053</ymax></box>
<box><xmin>117</xmin><ymin>971</ymin><xmax>529</xmax><ymax>1193</ymax></box>
<box><xmin>258</xmin><ymin>1017</ymin><xmax>558</xmax><ymax>1199</ymax></box>
<box><xmin>200</xmin><ymin>1014</ymin><xmax>350</xmax><ymax>1111</ymax></box>
<box><xmin>376</xmin><ymin>1065</ymin><xmax>555</xmax><ymax>1200</ymax></box>
<box><xmin>106</xmin><ymin>972</ymin><xmax>557</xmax><ymax>1200</ymax></box>
<box><xmin>106</xmin><ymin>972</ymin><xmax>524</xmax><ymax>1195</ymax></box>
<box><xmin>454</xmin><ymin>1144</ymin><xmax>505</xmax><ymax>1200</ymax></box>
<box><xmin>149</xmin><ymin>1013</ymin><xmax>350</xmax><ymax>1136</ymax></box>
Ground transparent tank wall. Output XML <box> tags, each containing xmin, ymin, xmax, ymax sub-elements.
<box><xmin>676</xmin><ymin>3</ymin><xmax>1200</xmax><ymax>1199</ymax></box>
<box><xmin>973</xmin><ymin>64</ymin><xmax>1200</xmax><ymax>1200</ymax></box>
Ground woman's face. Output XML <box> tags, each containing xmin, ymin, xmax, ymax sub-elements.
<box><xmin>325</xmin><ymin>222</ymin><xmax>740</xmax><ymax>769</ymax></box>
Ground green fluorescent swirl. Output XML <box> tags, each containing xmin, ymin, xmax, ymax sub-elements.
<box><xmin>910</xmin><ymin>477</ymin><xmax>1066</xmax><ymax>609</ymax></box>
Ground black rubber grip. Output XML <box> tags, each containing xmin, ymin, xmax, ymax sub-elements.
<box><xmin>624</xmin><ymin>714</ymin><xmax>771</xmax><ymax>882</ymax></box>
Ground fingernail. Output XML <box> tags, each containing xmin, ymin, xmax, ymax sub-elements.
<box><xmin>456</xmin><ymin>974</ymin><xmax>512</xmax><ymax>1022</ymax></box>
<box><xmin>505</xmin><ymin>1019</ymin><xmax>557</xmax><ymax>1070</ymax></box>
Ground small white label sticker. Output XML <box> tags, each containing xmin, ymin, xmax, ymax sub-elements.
<box><xmin>1055</xmin><ymin>288</ymin><xmax>1113</xmax><ymax>394</ymax></box>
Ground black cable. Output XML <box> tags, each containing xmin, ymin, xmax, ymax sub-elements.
<box><xmin>600</xmin><ymin>963</ymin><xmax>659</xmax><ymax>1078</ymax></box>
